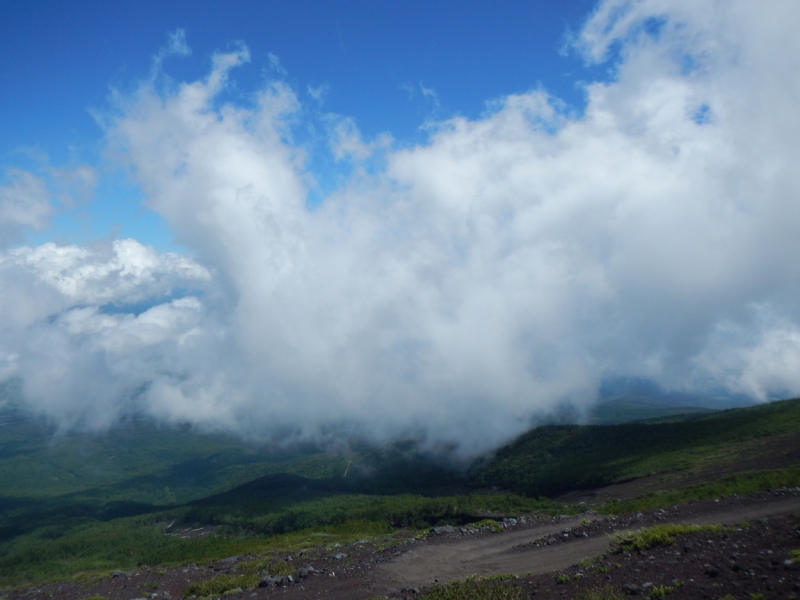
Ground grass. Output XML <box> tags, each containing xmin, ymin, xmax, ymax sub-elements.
<box><xmin>574</xmin><ymin>586</ymin><xmax>624</xmax><ymax>600</ymax></box>
<box><xmin>423</xmin><ymin>579</ymin><xmax>525</xmax><ymax>600</ymax></box>
<box><xmin>473</xmin><ymin>397</ymin><xmax>800</xmax><ymax>496</ymax></box>
<box><xmin>184</xmin><ymin>573</ymin><xmax>260</xmax><ymax>598</ymax></box>
<box><xmin>598</xmin><ymin>465</ymin><xmax>800</xmax><ymax>515</ymax></box>
<box><xmin>610</xmin><ymin>523</ymin><xmax>723</xmax><ymax>553</ymax></box>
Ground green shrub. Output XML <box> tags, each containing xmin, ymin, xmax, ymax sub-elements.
<box><xmin>611</xmin><ymin>523</ymin><xmax>722</xmax><ymax>553</ymax></box>
<box><xmin>424</xmin><ymin>579</ymin><xmax>525</xmax><ymax>600</ymax></box>
<box><xmin>574</xmin><ymin>586</ymin><xmax>624</xmax><ymax>600</ymax></box>
<box><xmin>184</xmin><ymin>573</ymin><xmax>260</xmax><ymax>598</ymax></box>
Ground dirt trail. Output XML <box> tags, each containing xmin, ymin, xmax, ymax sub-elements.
<box><xmin>680</xmin><ymin>494</ymin><xmax>800</xmax><ymax>525</ymax></box>
<box><xmin>376</xmin><ymin>494</ymin><xmax>800</xmax><ymax>588</ymax></box>
<box><xmin>377</xmin><ymin>517</ymin><xmax>606</xmax><ymax>588</ymax></box>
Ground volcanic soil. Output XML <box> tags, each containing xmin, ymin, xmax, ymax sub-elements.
<box><xmin>8</xmin><ymin>489</ymin><xmax>800</xmax><ymax>600</ymax></box>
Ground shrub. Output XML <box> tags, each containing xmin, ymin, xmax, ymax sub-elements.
<box><xmin>610</xmin><ymin>523</ymin><xmax>722</xmax><ymax>553</ymax></box>
<box><xmin>574</xmin><ymin>586</ymin><xmax>624</xmax><ymax>600</ymax></box>
<box><xmin>424</xmin><ymin>580</ymin><xmax>525</xmax><ymax>600</ymax></box>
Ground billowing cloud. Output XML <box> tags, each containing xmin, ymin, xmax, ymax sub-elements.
<box><xmin>3</xmin><ymin>239</ymin><xmax>210</xmax><ymax>305</ymax></box>
<box><xmin>0</xmin><ymin>240</ymin><xmax>211</xmax><ymax>428</ymax></box>
<box><xmin>2</xmin><ymin>0</ymin><xmax>800</xmax><ymax>453</ymax></box>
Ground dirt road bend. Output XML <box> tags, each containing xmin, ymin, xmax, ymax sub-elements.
<box><xmin>376</xmin><ymin>493</ymin><xmax>800</xmax><ymax>588</ymax></box>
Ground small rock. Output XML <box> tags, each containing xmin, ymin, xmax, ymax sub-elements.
<box><xmin>704</xmin><ymin>564</ymin><xmax>720</xmax><ymax>577</ymax></box>
<box><xmin>297</xmin><ymin>565</ymin><xmax>318</xmax><ymax>579</ymax></box>
<box><xmin>333</xmin><ymin>552</ymin><xmax>347</xmax><ymax>560</ymax></box>
<box><xmin>259</xmin><ymin>576</ymin><xmax>279</xmax><ymax>588</ymax></box>
<box><xmin>621</xmin><ymin>583</ymin><xmax>642</xmax><ymax>595</ymax></box>
<box><xmin>433</xmin><ymin>526</ymin><xmax>455</xmax><ymax>535</ymax></box>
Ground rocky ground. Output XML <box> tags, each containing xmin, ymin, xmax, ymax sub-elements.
<box><xmin>6</xmin><ymin>490</ymin><xmax>800</xmax><ymax>600</ymax></box>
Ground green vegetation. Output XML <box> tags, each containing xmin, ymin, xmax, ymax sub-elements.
<box><xmin>599</xmin><ymin>465</ymin><xmax>800</xmax><ymax>515</ymax></box>
<box><xmin>1</xmin><ymin>396</ymin><xmax>799</xmax><ymax>589</ymax></box>
<box><xmin>610</xmin><ymin>523</ymin><xmax>723</xmax><ymax>553</ymax></box>
<box><xmin>473</xmin><ymin>398</ymin><xmax>800</xmax><ymax>496</ymax></box>
<box><xmin>0</xmin><ymin>490</ymin><xmax>557</xmax><ymax>587</ymax></box>
<box><xmin>184</xmin><ymin>573</ymin><xmax>258</xmax><ymax>598</ymax></box>
<box><xmin>423</xmin><ymin>578</ymin><xmax>525</xmax><ymax>600</ymax></box>
<box><xmin>648</xmin><ymin>584</ymin><xmax>677</xmax><ymax>598</ymax></box>
<box><xmin>574</xmin><ymin>586</ymin><xmax>624</xmax><ymax>600</ymax></box>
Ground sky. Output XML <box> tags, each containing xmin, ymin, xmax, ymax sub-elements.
<box><xmin>1</xmin><ymin>0</ymin><xmax>799</xmax><ymax>454</ymax></box>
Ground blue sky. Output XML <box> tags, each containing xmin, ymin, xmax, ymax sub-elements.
<box><xmin>1</xmin><ymin>0</ymin><xmax>799</xmax><ymax>450</ymax></box>
<box><xmin>1</xmin><ymin>0</ymin><xmax>601</xmax><ymax>247</ymax></box>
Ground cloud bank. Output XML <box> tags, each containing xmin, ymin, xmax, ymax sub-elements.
<box><xmin>2</xmin><ymin>0</ymin><xmax>799</xmax><ymax>453</ymax></box>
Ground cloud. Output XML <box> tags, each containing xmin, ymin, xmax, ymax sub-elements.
<box><xmin>0</xmin><ymin>169</ymin><xmax>53</xmax><ymax>247</ymax></box>
<box><xmin>153</xmin><ymin>29</ymin><xmax>192</xmax><ymax>70</ymax></box>
<box><xmin>307</xmin><ymin>84</ymin><xmax>329</xmax><ymax>105</ymax></box>
<box><xmin>3</xmin><ymin>0</ymin><xmax>800</xmax><ymax>453</ymax></box>
<box><xmin>267</xmin><ymin>52</ymin><xmax>288</xmax><ymax>77</ymax></box>
<box><xmin>2</xmin><ymin>238</ymin><xmax>210</xmax><ymax>305</ymax></box>
<box><xmin>0</xmin><ymin>239</ymin><xmax>211</xmax><ymax>428</ymax></box>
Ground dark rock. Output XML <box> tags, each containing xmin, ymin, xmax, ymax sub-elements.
<box><xmin>297</xmin><ymin>565</ymin><xmax>318</xmax><ymax>579</ymax></box>
<box><xmin>259</xmin><ymin>576</ymin><xmax>279</xmax><ymax>588</ymax></box>
<box><xmin>433</xmin><ymin>526</ymin><xmax>455</xmax><ymax>535</ymax></box>
<box><xmin>621</xmin><ymin>583</ymin><xmax>642</xmax><ymax>595</ymax></box>
<box><xmin>704</xmin><ymin>564</ymin><xmax>720</xmax><ymax>577</ymax></box>
<box><xmin>259</xmin><ymin>574</ymin><xmax>293</xmax><ymax>588</ymax></box>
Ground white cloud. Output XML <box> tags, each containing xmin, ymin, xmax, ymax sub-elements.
<box><xmin>0</xmin><ymin>239</ymin><xmax>211</xmax><ymax>430</ymax></box>
<box><xmin>307</xmin><ymin>84</ymin><xmax>329</xmax><ymax>104</ymax></box>
<box><xmin>267</xmin><ymin>52</ymin><xmax>288</xmax><ymax>77</ymax></box>
<box><xmin>0</xmin><ymin>169</ymin><xmax>53</xmax><ymax>247</ymax></box>
<box><xmin>2</xmin><ymin>238</ymin><xmax>210</xmax><ymax>305</ymax></box>
<box><xmin>3</xmin><ymin>0</ymin><xmax>800</xmax><ymax>452</ymax></box>
<box><xmin>153</xmin><ymin>29</ymin><xmax>192</xmax><ymax>70</ymax></box>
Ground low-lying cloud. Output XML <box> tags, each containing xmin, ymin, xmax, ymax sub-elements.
<box><xmin>2</xmin><ymin>0</ymin><xmax>799</xmax><ymax>453</ymax></box>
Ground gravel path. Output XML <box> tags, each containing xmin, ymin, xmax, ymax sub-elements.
<box><xmin>375</xmin><ymin>493</ymin><xmax>800</xmax><ymax>588</ymax></box>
